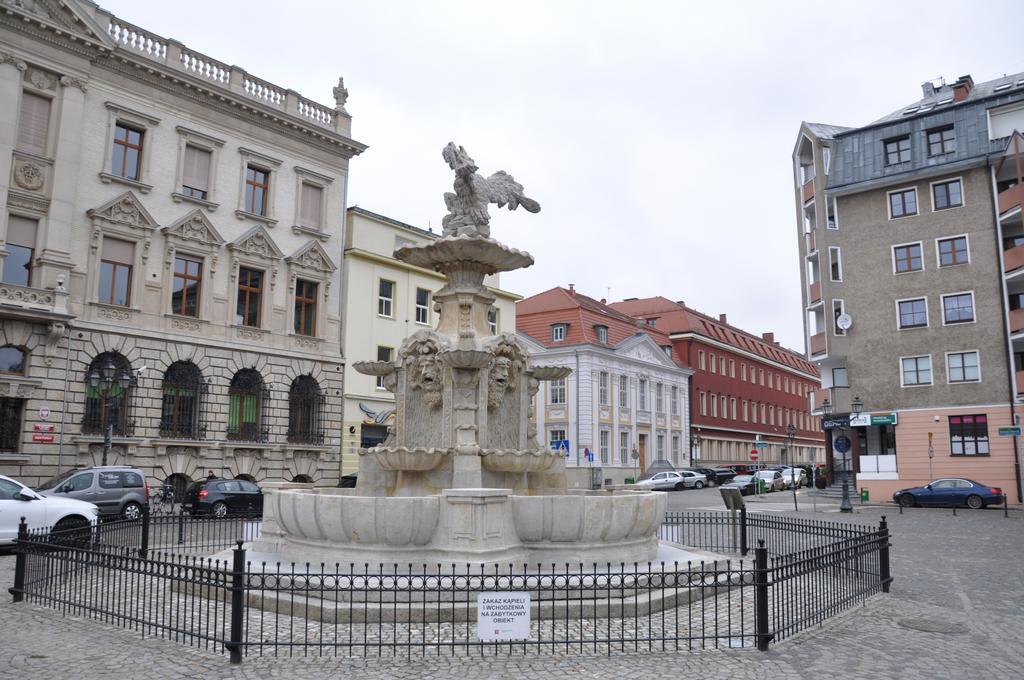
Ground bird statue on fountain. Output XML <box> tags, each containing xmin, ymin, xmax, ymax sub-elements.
<box><xmin>441</xmin><ymin>142</ymin><xmax>541</xmax><ymax>238</ymax></box>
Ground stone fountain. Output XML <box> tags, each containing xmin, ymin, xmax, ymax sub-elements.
<box><xmin>260</xmin><ymin>144</ymin><xmax>666</xmax><ymax>566</ymax></box>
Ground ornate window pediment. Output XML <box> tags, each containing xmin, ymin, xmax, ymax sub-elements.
<box><xmin>228</xmin><ymin>224</ymin><xmax>283</xmax><ymax>260</ymax></box>
<box><xmin>285</xmin><ymin>240</ymin><xmax>336</xmax><ymax>275</ymax></box>
<box><xmin>87</xmin><ymin>191</ymin><xmax>158</xmax><ymax>234</ymax></box>
<box><xmin>162</xmin><ymin>209</ymin><xmax>225</xmax><ymax>249</ymax></box>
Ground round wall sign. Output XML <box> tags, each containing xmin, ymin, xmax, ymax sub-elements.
<box><xmin>834</xmin><ymin>435</ymin><xmax>852</xmax><ymax>453</ymax></box>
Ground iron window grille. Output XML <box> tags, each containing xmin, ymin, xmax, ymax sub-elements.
<box><xmin>159</xmin><ymin>361</ymin><xmax>208</xmax><ymax>439</ymax></box>
<box><xmin>287</xmin><ymin>375</ymin><xmax>325</xmax><ymax>445</ymax></box>
<box><xmin>227</xmin><ymin>369</ymin><xmax>270</xmax><ymax>443</ymax></box>
<box><xmin>82</xmin><ymin>352</ymin><xmax>136</xmax><ymax>437</ymax></box>
<box><xmin>0</xmin><ymin>398</ymin><xmax>24</xmax><ymax>452</ymax></box>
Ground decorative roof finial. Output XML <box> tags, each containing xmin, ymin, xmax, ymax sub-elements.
<box><xmin>333</xmin><ymin>77</ymin><xmax>349</xmax><ymax>114</ymax></box>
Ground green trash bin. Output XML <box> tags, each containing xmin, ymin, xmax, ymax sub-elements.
<box><xmin>860</xmin><ymin>488</ymin><xmax>869</xmax><ymax>502</ymax></box>
<box><xmin>758</xmin><ymin>479</ymin><xmax>767</xmax><ymax>494</ymax></box>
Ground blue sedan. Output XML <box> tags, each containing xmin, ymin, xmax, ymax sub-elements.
<box><xmin>893</xmin><ymin>478</ymin><xmax>1004</xmax><ymax>509</ymax></box>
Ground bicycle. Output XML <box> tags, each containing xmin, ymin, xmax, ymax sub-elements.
<box><xmin>149</xmin><ymin>484</ymin><xmax>175</xmax><ymax>514</ymax></box>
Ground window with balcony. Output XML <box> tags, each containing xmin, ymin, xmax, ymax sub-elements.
<box><xmin>111</xmin><ymin>123</ymin><xmax>144</xmax><ymax>181</ymax></box>
<box><xmin>889</xmin><ymin>188</ymin><xmax>918</xmax><ymax>218</ymax></box>
<box><xmin>3</xmin><ymin>215</ymin><xmax>37</xmax><ymax>287</ymax></box>
<box><xmin>235</xmin><ymin>267</ymin><xmax>263</xmax><ymax>327</ymax></box>
<box><xmin>927</xmin><ymin>125</ymin><xmax>956</xmax><ymax>156</ymax></box>
<box><xmin>937</xmin><ymin>236</ymin><xmax>969</xmax><ymax>267</ymax></box>
<box><xmin>932</xmin><ymin>179</ymin><xmax>962</xmax><ymax>210</ymax></box>
<box><xmin>949</xmin><ymin>415</ymin><xmax>988</xmax><ymax>456</ymax></box>
<box><xmin>375</xmin><ymin>346</ymin><xmax>392</xmax><ymax>389</ymax></box>
<box><xmin>884</xmin><ymin>135</ymin><xmax>911</xmax><ymax>165</ymax></box>
<box><xmin>901</xmin><ymin>355</ymin><xmax>932</xmax><ymax>387</ymax></box>
<box><xmin>941</xmin><ymin>292</ymin><xmax>975</xmax><ymax>325</ymax></box>
<box><xmin>17</xmin><ymin>91</ymin><xmax>50</xmax><ymax>156</ymax></box>
<box><xmin>897</xmin><ymin>298</ymin><xmax>928</xmax><ymax>329</ymax></box>
<box><xmin>947</xmin><ymin>351</ymin><xmax>980</xmax><ymax>383</ymax></box>
<box><xmin>293</xmin><ymin>279</ymin><xmax>318</xmax><ymax>336</ymax></box>
<box><xmin>99</xmin><ymin>238</ymin><xmax>134</xmax><ymax>307</ymax></box>
<box><xmin>171</xmin><ymin>256</ymin><xmax>202</xmax><ymax>317</ymax></box>
<box><xmin>378</xmin><ymin>279</ymin><xmax>395</xmax><ymax>318</ymax></box>
<box><xmin>893</xmin><ymin>243</ymin><xmax>923</xmax><ymax>273</ymax></box>
<box><xmin>415</xmin><ymin>288</ymin><xmax>430</xmax><ymax>325</ymax></box>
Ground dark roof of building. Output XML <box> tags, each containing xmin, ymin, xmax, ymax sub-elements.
<box><xmin>804</xmin><ymin>122</ymin><xmax>853</xmax><ymax>140</ymax></box>
<box><xmin>863</xmin><ymin>72</ymin><xmax>1024</xmax><ymax>129</ymax></box>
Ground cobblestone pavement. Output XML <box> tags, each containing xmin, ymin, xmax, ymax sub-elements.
<box><xmin>2</xmin><ymin>505</ymin><xmax>1022</xmax><ymax>679</ymax></box>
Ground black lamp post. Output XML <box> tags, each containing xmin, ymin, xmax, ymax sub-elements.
<box><xmin>86</xmin><ymin>360</ymin><xmax>133</xmax><ymax>466</ymax></box>
<box><xmin>785</xmin><ymin>423</ymin><xmax>798</xmax><ymax>511</ymax></box>
<box><xmin>838</xmin><ymin>397</ymin><xmax>862</xmax><ymax>514</ymax></box>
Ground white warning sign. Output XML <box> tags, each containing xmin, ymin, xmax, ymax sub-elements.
<box><xmin>476</xmin><ymin>592</ymin><xmax>531</xmax><ymax>641</ymax></box>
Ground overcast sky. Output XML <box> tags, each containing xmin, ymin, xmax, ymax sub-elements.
<box><xmin>104</xmin><ymin>0</ymin><xmax>1024</xmax><ymax>350</ymax></box>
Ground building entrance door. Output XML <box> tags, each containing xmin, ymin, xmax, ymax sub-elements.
<box><xmin>638</xmin><ymin>434</ymin><xmax>647</xmax><ymax>473</ymax></box>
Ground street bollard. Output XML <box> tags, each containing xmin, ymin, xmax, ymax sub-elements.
<box><xmin>227</xmin><ymin>540</ymin><xmax>247</xmax><ymax>664</ymax></box>
<box><xmin>878</xmin><ymin>515</ymin><xmax>892</xmax><ymax>593</ymax></box>
<box><xmin>139</xmin><ymin>503</ymin><xmax>150</xmax><ymax>559</ymax></box>
<box><xmin>1003</xmin><ymin>494</ymin><xmax>1009</xmax><ymax>518</ymax></box>
<box><xmin>740</xmin><ymin>506</ymin><xmax>749</xmax><ymax>556</ymax></box>
<box><xmin>9</xmin><ymin>518</ymin><xmax>27</xmax><ymax>603</ymax></box>
<box><xmin>754</xmin><ymin>539</ymin><xmax>772</xmax><ymax>651</ymax></box>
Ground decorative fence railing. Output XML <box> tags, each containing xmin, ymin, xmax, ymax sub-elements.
<box><xmin>8</xmin><ymin>510</ymin><xmax>891</xmax><ymax>663</ymax></box>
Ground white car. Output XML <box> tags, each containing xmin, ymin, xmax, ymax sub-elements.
<box><xmin>0</xmin><ymin>474</ymin><xmax>100</xmax><ymax>545</ymax></box>
<box><xmin>634</xmin><ymin>470</ymin><xmax>708</xmax><ymax>491</ymax></box>
<box><xmin>752</xmin><ymin>470</ymin><xmax>786</xmax><ymax>493</ymax></box>
<box><xmin>776</xmin><ymin>467</ymin><xmax>807</xmax><ymax>489</ymax></box>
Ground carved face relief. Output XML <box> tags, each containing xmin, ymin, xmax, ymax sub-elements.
<box><xmin>406</xmin><ymin>341</ymin><xmax>443</xmax><ymax>408</ymax></box>
<box><xmin>488</xmin><ymin>356</ymin><xmax>516</xmax><ymax>408</ymax></box>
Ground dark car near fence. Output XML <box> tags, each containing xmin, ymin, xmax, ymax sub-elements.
<box><xmin>183</xmin><ymin>478</ymin><xmax>263</xmax><ymax>517</ymax></box>
<box><xmin>893</xmin><ymin>478</ymin><xmax>1003</xmax><ymax>509</ymax></box>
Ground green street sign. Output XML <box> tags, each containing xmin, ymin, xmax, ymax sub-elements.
<box><xmin>870</xmin><ymin>414</ymin><xmax>897</xmax><ymax>426</ymax></box>
<box><xmin>998</xmin><ymin>426</ymin><xmax>1022</xmax><ymax>437</ymax></box>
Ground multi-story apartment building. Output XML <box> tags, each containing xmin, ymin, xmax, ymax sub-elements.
<box><xmin>517</xmin><ymin>286</ymin><xmax>691</xmax><ymax>486</ymax></box>
<box><xmin>0</xmin><ymin>1</ymin><xmax>365</xmax><ymax>491</ymax></box>
<box><xmin>340</xmin><ymin>207</ymin><xmax>519</xmax><ymax>474</ymax></box>
<box><xmin>794</xmin><ymin>72</ymin><xmax>1024</xmax><ymax>502</ymax></box>
<box><xmin>608</xmin><ymin>298</ymin><xmax>824</xmax><ymax>468</ymax></box>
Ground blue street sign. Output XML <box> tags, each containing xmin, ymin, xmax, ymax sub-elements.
<box><xmin>554</xmin><ymin>440</ymin><xmax>571</xmax><ymax>456</ymax></box>
<box><xmin>585</xmin><ymin>448</ymin><xmax>594</xmax><ymax>462</ymax></box>
<box><xmin>834</xmin><ymin>436</ymin><xmax>851</xmax><ymax>453</ymax></box>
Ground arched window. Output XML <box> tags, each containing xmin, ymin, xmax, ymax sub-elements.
<box><xmin>291</xmin><ymin>474</ymin><xmax>313</xmax><ymax>484</ymax></box>
<box><xmin>227</xmin><ymin>369</ymin><xmax>267</xmax><ymax>442</ymax></box>
<box><xmin>0</xmin><ymin>345</ymin><xmax>27</xmax><ymax>374</ymax></box>
<box><xmin>287</xmin><ymin>375</ymin><xmax>324</xmax><ymax>444</ymax></box>
<box><xmin>160</xmin><ymin>361</ymin><xmax>206</xmax><ymax>439</ymax></box>
<box><xmin>82</xmin><ymin>352</ymin><xmax>134</xmax><ymax>436</ymax></box>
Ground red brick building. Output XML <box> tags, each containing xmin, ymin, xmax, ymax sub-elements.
<box><xmin>608</xmin><ymin>297</ymin><xmax>824</xmax><ymax>467</ymax></box>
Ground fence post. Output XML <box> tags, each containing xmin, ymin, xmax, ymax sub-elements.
<box><xmin>177</xmin><ymin>506</ymin><xmax>186</xmax><ymax>545</ymax></box>
<box><xmin>139</xmin><ymin>503</ymin><xmax>150</xmax><ymax>560</ymax></box>
<box><xmin>878</xmin><ymin>515</ymin><xmax>892</xmax><ymax>594</ymax></box>
<box><xmin>754</xmin><ymin>539</ymin><xmax>772</xmax><ymax>651</ymax></box>
<box><xmin>740</xmin><ymin>506</ymin><xmax>749</xmax><ymax>556</ymax></box>
<box><xmin>227</xmin><ymin>540</ymin><xmax>246</xmax><ymax>664</ymax></box>
<box><xmin>9</xmin><ymin>518</ymin><xmax>27</xmax><ymax>603</ymax></box>
<box><xmin>1003</xmin><ymin>494</ymin><xmax>1009</xmax><ymax>518</ymax></box>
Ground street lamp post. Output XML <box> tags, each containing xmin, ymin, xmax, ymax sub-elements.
<box><xmin>690</xmin><ymin>430</ymin><xmax>702</xmax><ymax>466</ymax></box>
<box><xmin>839</xmin><ymin>396</ymin><xmax>863</xmax><ymax>514</ymax></box>
<box><xmin>785</xmin><ymin>423</ymin><xmax>798</xmax><ymax>511</ymax></box>
<box><xmin>86</xmin><ymin>359</ymin><xmax>133</xmax><ymax>466</ymax></box>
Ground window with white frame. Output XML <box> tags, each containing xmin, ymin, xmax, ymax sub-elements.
<box><xmin>619</xmin><ymin>375</ymin><xmax>628</xmax><ymax>408</ymax></box>
<box><xmin>298</xmin><ymin>182</ymin><xmax>324</xmax><ymax>230</ymax></box>
<box><xmin>711</xmin><ymin>395</ymin><xmax>718</xmax><ymax>417</ymax></box>
<box><xmin>833</xmin><ymin>300</ymin><xmax>846</xmax><ymax>336</ymax></box>
<box><xmin>889</xmin><ymin>188</ymin><xmax>918</xmax><ymax>218</ymax></box>
<box><xmin>619</xmin><ymin>430</ymin><xmax>630</xmax><ymax>464</ymax></box>
<box><xmin>549</xmin><ymin>378</ymin><xmax>566</xmax><ymax>405</ymax></box>
<box><xmin>599</xmin><ymin>429</ymin><xmax>610</xmax><ymax>464</ymax></box>
<box><xmin>670</xmin><ymin>385</ymin><xmax>679</xmax><ymax>415</ymax></box>
<box><xmin>721</xmin><ymin>396</ymin><xmax>727</xmax><ymax>419</ymax></box>
<box><xmin>947</xmin><ymin>351</ymin><xmax>980</xmax><ymax>383</ymax></box>
<box><xmin>741</xmin><ymin>363</ymin><xmax>747</xmax><ymax>381</ymax></box>
<box><xmin>742</xmin><ymin>400</ymin><xmax>749</xmax><ymax>421</ymax></box>
<box><xmin>729</xmin><ymin>360</ymin><xmax>736</xmax><ymax>378</ymax></box>
<box><xmin>487</xmin><ymin>307</ymin><xmax>499</xmax><ymax>334</ymax></box>
<box><xmin>698</xmin><ymin>350</ymin><xmax>706</xmax><ymax>370</ymax></box>
<box><xmin>638</xmin><ymin>378</ymin><xmax>648</xmax><ymax>410</ymax></box>
<box><xmin>941</xmin><ymin>292</ymin><xmax>975</xmax><ymax>325</ymax></box>
<box><xmin>551</xmin><ymin>324</ymin><xmax>567</xmax><ymax>342</ymax></box>
<box><xmin>730</xmin><ymin>397</ymin><xmax>737</xmax><ymax>420</ymax></box>
<box><xmin>599</xmin><ymin>372</ymin><xmax>609</xmax><ymax>406</ymax></box>
<box><xmin>719</xmin><ymin>357</ymin><xmax>726</xmax><ymax>374</ymax></box>
<box><xmin>937</xmin><ymin>236</ymin><xmax>969</xmax><ymax>267</ymax></box>
<box><xmin>378</xmin><ymin>279</ymin><xmax>395</xmax><ymax>318</ymax></box>
<box><xmin>549</xmin><ymin>429</ymin><xmax>567</xmax><ymax>451</ymax></box>
<box><xmin>415</xmin><ymin>288</ymin><xmax>430</xmax><ymax>325</ymax></box>
<box><xmin>375</xmin><ymin>346</ymin><xmax>393</xmax><ymax>388</ymax></box>
<box><xmin>699</xmin><ymin>391</ymin><xmax>707</xmax><ymax>416</ymax></box>
<box><xmin>594</xmin><ymin>325</ymin><xmax>608</xmax><ymax>343</ymax></box>
<box><xmin>932</xmin><ymin>178</ymin><xmax>963</xmax><ymax>210</ymax></box>
<box><xmin>893</xmin><ymin>242</ymin><xmax>924</xmax><ymax>273</ymax></box>
<box><xmin>829</xmin><ymin>247</ymin><xmax>842</xmax><ymax>281</ymax></box>
<box><xmin>655</xmin><ymin>383</ymin><xmax>664</xmax><ymax>412</ymax></box>
<box><xmin>897</xmin><ymin>298</ymin><xmax>928</xmax><ymax>329</ymax></box>
<box><xmin>656</xmin><ymin>433</ymin><xmax>665</xmax><ymax>458</ymax></box>
<box><xmin>901</xmin><ymin>355</ymin><xmax>932</xmax><ymax>386</ymax></box>
<box><xmin>672</xmin><ymin>434</ymin><xmax>680</xmax><ymax>464</ymax></box>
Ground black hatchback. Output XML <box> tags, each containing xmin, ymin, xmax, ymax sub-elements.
<box><xmin>184</xmin><ymin>478</ymin><xmax>263</xmax><ymax>517</ymax></box>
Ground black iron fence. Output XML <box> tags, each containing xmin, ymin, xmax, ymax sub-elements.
<box><xmin>8</xmin><ymin>510</ymin><xmax>891</xmax><ymax>663</ymax></box>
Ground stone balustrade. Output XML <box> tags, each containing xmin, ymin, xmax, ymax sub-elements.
<box><xmin>98</xmin><ymin>10</ymin><xmax>345</xmax><ymax>133</ymax></box>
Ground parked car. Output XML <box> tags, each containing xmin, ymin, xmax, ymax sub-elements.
<box><xmin>775</xmin><ymin>467</ymin><xmax>808</xmax><ymax>489</ymax></box>
<box><xmin>893</xmin><ymin>479</ymin><xmax>1004</xmax><ymax>509</ymax></box>
<box><xmin>633</xmin><ymin>470</ymin><xmax>707</xmax><ymax>491</ymax></box>
<box><xmin>183</xmin><ymin>478</ymin><xmax>264</xmax><ymax>517</ymax></box>
<box><xmin>725</xmin><ymin>463</ymin><xmax>764</xmax><ymax>475</ymax></box>
<box><xmin>720</xmin><ymin>474</ymin><xmax>757</xmax><ymax>496</ymax></box>
<box><xmin>753</xmin><ymin>470</ymin><xmax>786</xmax><ymax>492</ymax></box>
<box><xmin>685</xmin><ymin>467</ymin><xmax>721</xmax><ymax>486</ymax></box>
<box><xmin>636</xmin><ymin>459</ymin><xmax>677</xmax><ymax>481</ymax></box>
<box><xmin>710</xmin><ymin>467</ymin><xmax>738</xmax><ymax>484</ymax></box>
<box><xmin>0</xmin><ymin>474</ymin><xmax>100</xmax><ymax>545</ymax></box>
<box><xmin>36</xmin><ymin>466</ymin><xmax>148</xmax><ymax>520</ymax></box>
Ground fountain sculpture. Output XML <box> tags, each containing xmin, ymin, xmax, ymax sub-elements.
<box><xmin>261</xmin><ymin>144</ymin><xmax>666</xmax><ymax>566</ymax></box>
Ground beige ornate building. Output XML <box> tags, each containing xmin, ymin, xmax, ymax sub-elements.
<box><xmin>0</xmin><ymin>1</ymin><xmax>365</xmax><ymax>491</ymax></box>
<box><xmin>339</xmin><ymin>208</ymin><xmax>520</xmax><ymax>474</ymax></box>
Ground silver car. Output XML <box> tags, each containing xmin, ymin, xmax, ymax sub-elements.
<box><xmin>634</xmin><ymin>470</ymin><xmax>708</xmax><ymax>491</ymax></box>
<box><xmin>37</xmin><ymin>466</ymin><xmax>148</xmax><ymax>519</ymax></box>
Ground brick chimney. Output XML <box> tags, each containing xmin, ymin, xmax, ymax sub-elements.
<box><xmin>568</xmin><ymin>283</ymin><xmax>575</xmax><ymax>295</ymax></box>
<box><xmin>719</xmin><ymin>314</ymin><xmax>727</xmax><ymax>324</ymax></box>
<box><xmin>762</xmin><ymin>332</ymin><xmax>774</xmax><ymax>344</ymax></box>
<box><xmin>952</xmin><ymin>75</ymin><xmax>974</xmax><ymax>102</ymax></box>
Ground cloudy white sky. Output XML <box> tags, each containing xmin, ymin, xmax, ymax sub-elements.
<box><xmin>104</xmin><ymin>0</ymin><xmax>1024</xmax><ymax>350</ymax></box>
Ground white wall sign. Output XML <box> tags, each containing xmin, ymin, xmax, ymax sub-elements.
<box><xmin>39</xmin><ymin>406</ymin><xmax>50</xmax><ymax>420</ymax></box>
<box><xmin>477</xmin><ymin>592</ymin><xmax>531</xmax><ymax>641</ymax></box>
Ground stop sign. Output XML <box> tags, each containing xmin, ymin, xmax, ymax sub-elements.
<box><xmin>749</xmin><ymin>450</ymin><xmax>759</xmax><ymax>461</ymax></box>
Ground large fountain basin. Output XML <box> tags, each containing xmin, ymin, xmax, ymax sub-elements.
<box><xmin>511</xmin><ymin>491</ymin><xmax>666</xmax><ymax>544</ymax></box>
<box><xmin>365</xmin><ymin>446</ymin><xmax>449</xmax><ymax>471</ymax></box>
<box><xmin>273</xmin><ymin>490</ymin><xmax>440</xmax><ymax>547</ymax></box>
<box><xmin>480</xmin><ymin>448</ymin><xmax>559</xmax><ymax>473</ymax></box>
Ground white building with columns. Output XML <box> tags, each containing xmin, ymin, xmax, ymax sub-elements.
<box><xmin>0</xmin><ymin>1</ymin><xmax>365</xmax><ymax>492</ymax></box>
